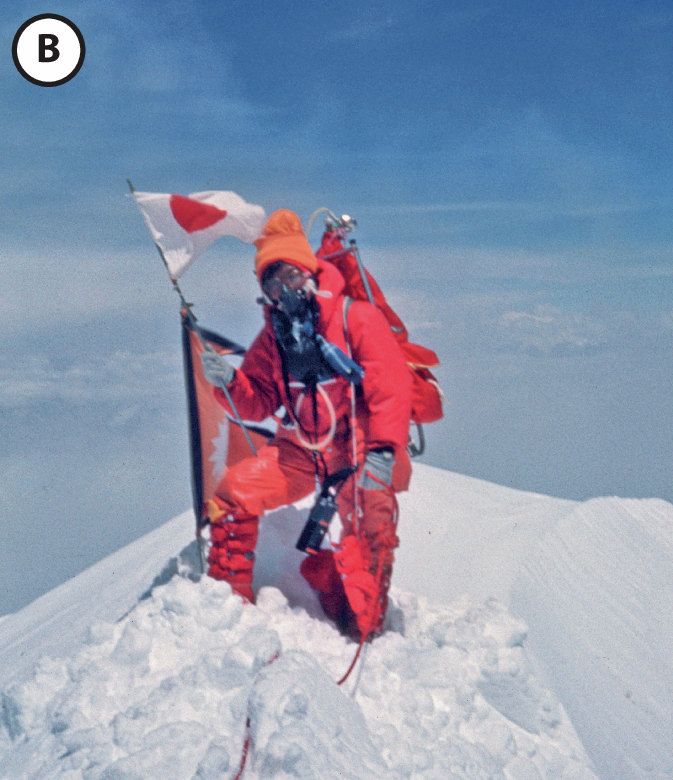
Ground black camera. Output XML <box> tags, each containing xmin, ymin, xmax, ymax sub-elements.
<box><xmin>296</xmin><ymin>466</ymin><xmax>356</xmax><ymax>554</ymax></box>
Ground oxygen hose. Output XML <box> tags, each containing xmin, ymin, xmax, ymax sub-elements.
<box><xmin>292</xmin><ymin>383</ymin><xmax>338</xmax><ymax>451</ymax></box>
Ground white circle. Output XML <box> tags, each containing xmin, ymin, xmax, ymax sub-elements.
<box><xmin>14</xmin><ymin>17</ymin><xmax>84</xmax><ymax>85</ymax></box>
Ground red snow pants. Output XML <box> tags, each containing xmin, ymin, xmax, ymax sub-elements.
<box><xmin>206</xmin><ymin>428</ymin><xmax>410</xmax><ymax>640</ymax></box>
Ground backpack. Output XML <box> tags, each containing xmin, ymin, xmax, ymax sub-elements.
<box><xmin>315</xmin><ymin>226</ymin><xmax>444</xmax><ymax>446</ymax></box>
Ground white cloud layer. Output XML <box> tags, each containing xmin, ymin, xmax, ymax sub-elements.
<box><xmin>494</xmin><ymin>305</ymin><xmax>609</xmax><ymax>355</ymax></box>
<box><xmin>0</xmin><ymin>350</ymin><xmax>181</xmax><ymax>409</ymax></box>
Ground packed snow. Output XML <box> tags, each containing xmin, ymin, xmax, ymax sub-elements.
<box><xmin>1</xmin><ymin>463</ymin><xmax>672</xmax><ymax>780</ymax></box>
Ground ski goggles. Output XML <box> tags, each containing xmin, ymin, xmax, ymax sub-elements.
<box><xmin>261</xmin><ymin>264</ymin><xmax>311</xmax><ymax>302</ymax></box>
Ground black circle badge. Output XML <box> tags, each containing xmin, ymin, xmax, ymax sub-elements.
<box><xmin>13</xmin><ymin>14</ymin><xmax>85</xmax><ymax>87</ymax></box>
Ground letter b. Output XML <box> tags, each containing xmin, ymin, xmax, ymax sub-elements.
<box><xmin>39</xmin><ymin>34</ymin><xmax>60</xmax><ymax>62</ymax></box>
<box><xmin>13</xmin><ymin>15</ymin><xmax>85</xmax><ymax>86</ymax></box>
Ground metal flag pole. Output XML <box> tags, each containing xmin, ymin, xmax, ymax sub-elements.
<box><xmin>127</xmin><ymin>179</ymin><xmax>258</xmax><ymax>459</ymax></box>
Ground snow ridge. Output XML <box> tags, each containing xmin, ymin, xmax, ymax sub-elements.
<box><xmin>0</xmin><ymin>572</ymin><xmax>597</xmax><ymax>780</ymax></box>
<box><xmin>511</xmin><ymin>496</ymin><xmax>673</xmax><ymax>780</ymax></box>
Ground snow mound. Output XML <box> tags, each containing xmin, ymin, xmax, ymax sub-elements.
<box><xmin>0</xmin><ymin>510</ymin><xmax>196</xmax><ymax>689</ymax></box>
<box><xmin>3</xmin><ymin>464</ymin><xmax>672</xmax><ymax>779</ymax></box>
<box><xmin>0</xmin><ymin>573</ymin><xmax>598</xmax><ymax>780</ymax></box>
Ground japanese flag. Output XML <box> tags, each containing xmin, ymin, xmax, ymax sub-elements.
<box><xmin>131</xmin><ymin>190</ymin><xmax>266</xmax><ymax>279</ymax></box>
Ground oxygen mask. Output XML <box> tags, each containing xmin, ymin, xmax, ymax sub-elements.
<box><xmin>261</xmin><ymin>263</ymin><xmax>314</xmax><ymax>318</ymax></box>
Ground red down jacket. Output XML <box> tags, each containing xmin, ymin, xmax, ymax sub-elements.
<box><xmin>214</xmin><ymin>256</ymin><xmax>413</xmax><ymax>483</ymax></box>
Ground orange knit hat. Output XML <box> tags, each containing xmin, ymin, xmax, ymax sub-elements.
<box><xmin>254</xmin><ymin>209</ymin><xmax>318</xmax><ymax>280</ymax></box>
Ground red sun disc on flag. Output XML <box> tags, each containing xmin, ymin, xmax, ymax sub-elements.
<box><xmin>170</xmin><ymin>194</ymin><xmax>228</xmax><ymax>233</ymax></box>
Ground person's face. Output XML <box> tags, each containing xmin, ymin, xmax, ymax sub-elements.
<box><xmin>262</xmin><ymin>262</ymin><xmax>313</xmax><ymax>303</ymax></box>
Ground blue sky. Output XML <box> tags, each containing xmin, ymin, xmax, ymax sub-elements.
<box><xmin>2</xmin><ymin>0</ymin><xmax>673</xmax><ymax>613</ymax></box>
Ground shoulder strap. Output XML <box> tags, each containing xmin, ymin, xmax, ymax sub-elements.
<box><xmin>342</xmin><ymin>296</ymin><xmax>353</xmax><ymax>356</ymax></box>
<box><xmin>341</xmin><ymin>295</ymin><xmax>361</xmax><ymax>477</ymax></box>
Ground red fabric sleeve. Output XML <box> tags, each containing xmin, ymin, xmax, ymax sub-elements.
<box><xmin>346</xmin><ymin>301</ymin><xmax>413</xmax><ymax>452</ymax></box>
<box><xmin>213</xmin><ymin>328</ymin><xmax>282</xmax><ymax>422</ymax></box>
